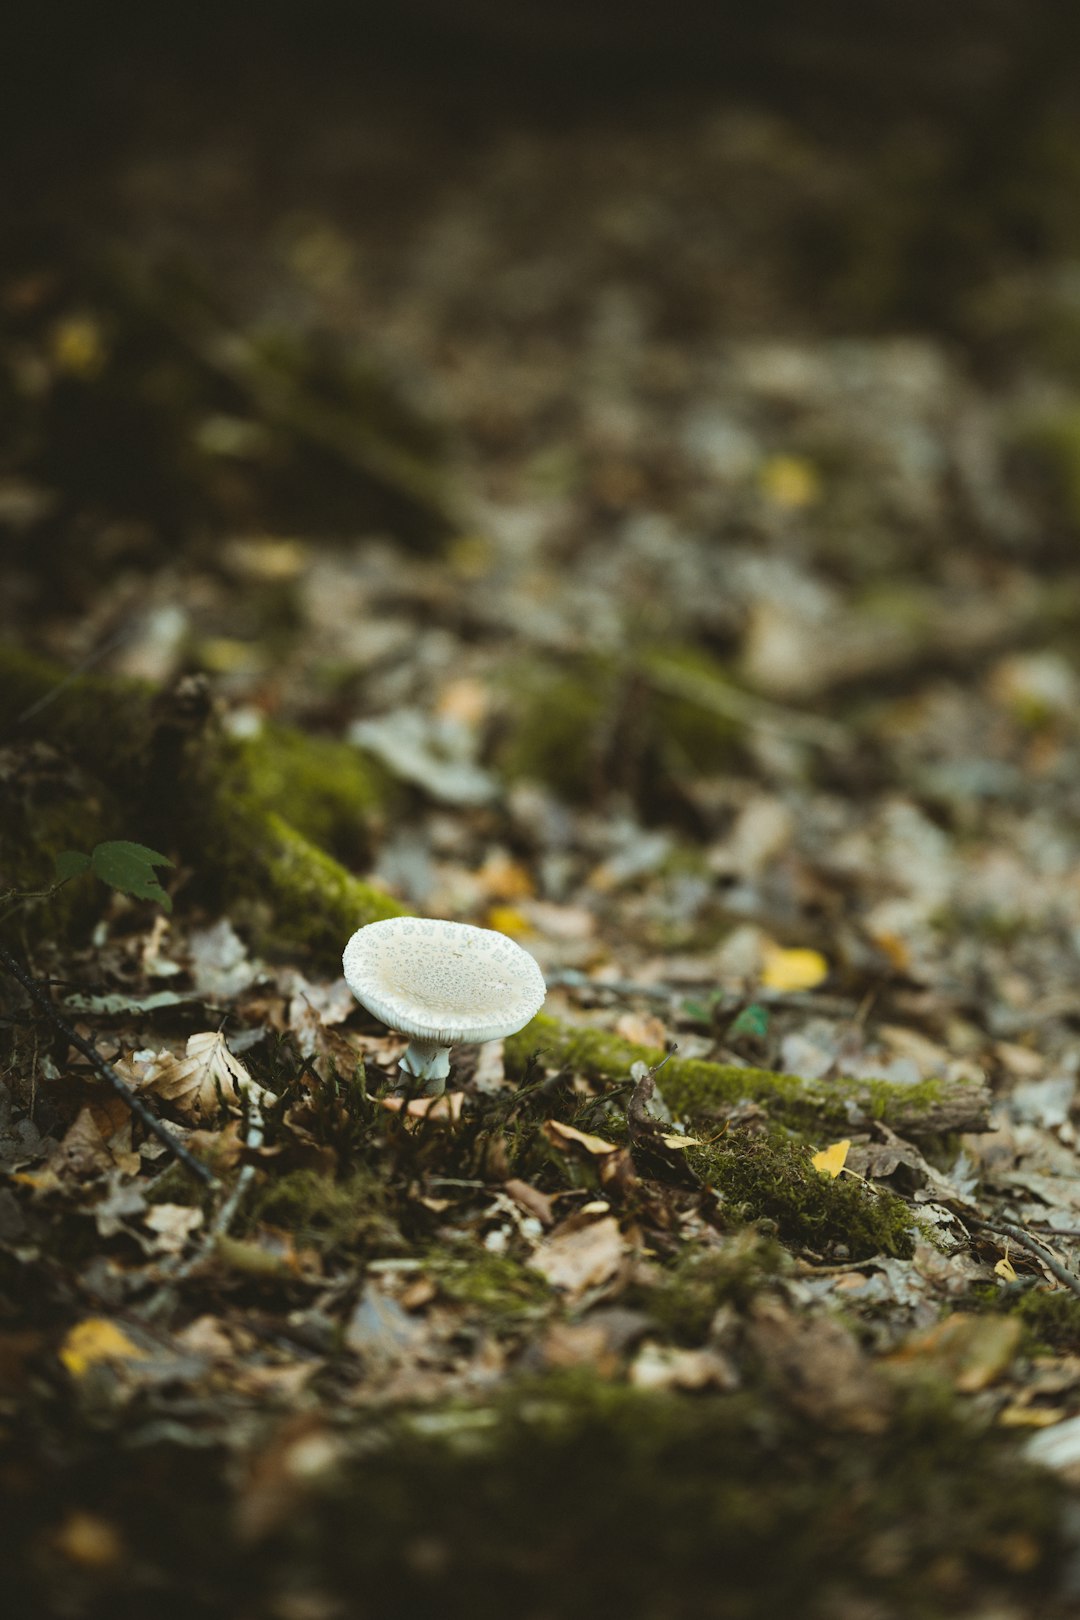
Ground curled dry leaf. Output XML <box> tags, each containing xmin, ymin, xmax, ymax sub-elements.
<box><xmin>543</xmin><ymin>1119</ymin><xmax>619</xmax><ymax>1157</ymax></box>
<box><xmin>379</xmin><ymin>1092</ymin><xmax>464</xmax><ymax>1123</ymax></box>
<box><xmin>133</xmin><ymin>1032</ymin><xmax>274</xmax><ymax>1123</ymax></box>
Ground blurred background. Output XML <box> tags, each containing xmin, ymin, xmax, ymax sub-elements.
<box><xmin>4</xmin><ymin>0</ymin><xmax>1080</xmax><ymax>973</ymax></box>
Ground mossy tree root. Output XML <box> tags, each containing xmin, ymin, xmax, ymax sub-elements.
<box><xmin>505</xmin><ymin>1012</ymin><xmax>991</xmax><ymax>1138</ymax></box>
<box><xmin>0</xmin><ymin>644</ymin><xmax>405</xmax><ymax>961</ymax></box>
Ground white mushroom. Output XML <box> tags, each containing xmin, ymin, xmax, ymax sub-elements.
<box><xmin>342</xmin><ymin>917</ymin><xmax>546</xmax><ymax>1094</ymax></box>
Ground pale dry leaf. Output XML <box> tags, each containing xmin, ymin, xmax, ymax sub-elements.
<box><xmin>544</xmin><ymin>1119</ymin><xmax>619</xmax><ymax>1157</ymax></box>
<box><xmin>630</xmin><ymin>1341</ymin><xmax>738</xmax><ymax>1393</ymax></box>
<box><xmin>528</xmin><ymin>1215</ymin><xmax>624</xmax><ymax>1298</ymax></box>
<box><xmin>285</xmin><ymin>972</ymin><xmax>357</xmax><ymax>1058</ymax></box>
<box><xmin>135</xmin><ymin>1032</ymin><xmax>273</xmax><ymax>1122</ymax></box>
<box><xmin>143</xmin><ymin>1202</ymin><xmax>205</xmax><ymax>1254</ymax></box>
<box><xmin>379</xmin><ymin>1092</ymin><xmax>464</xmax><ymax>1123</ymax></box>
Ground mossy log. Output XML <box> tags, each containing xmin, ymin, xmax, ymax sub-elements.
<box><xmin>505</xmin><ymin>1012</ymin><xmax>992</xmax><ymax>1137</ymax></box>
<box><xmin>0</xmin><ymin>644</ymin><xmax>405</xmax><ymax>961</ymax></box>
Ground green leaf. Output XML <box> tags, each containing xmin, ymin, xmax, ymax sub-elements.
<box><xmin>680</xmin><ymin>988</ymin><xmax>725</xmax><ymax>1025</ymax></box>
<box><xmin>90</xmin><ymin>841</ymin><xmax>174</xmax><ymax>912</ymax></box>
<box><xmin>54</xmin><ymin>850</ymin><xmax>92</xmax><ymax>881</ymax></box>
<box><xmin>729</xmin><ymin>1002</ymin><xmax>770</xmax><ymax>1039</ymax></box>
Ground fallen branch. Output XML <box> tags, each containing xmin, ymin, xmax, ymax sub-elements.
<box><xmin>964</xmin><ymin>1214</ymin><xmax>1080</xmax><ymax>1300</ymax></box>
<box><xmin>504</xmin><ymin>1012</ymin><xmax>992</xmax><ymax>1138</ymax></box>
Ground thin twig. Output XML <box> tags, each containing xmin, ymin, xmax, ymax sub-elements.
<box><xmin>14</xmin><ymin>626</ymin><xmax>134</xmax><ymax>726</ymax></box>
<box><xmin>965</xmin><ymin>1213</ymin><xmax>1080</xmax><ymax>1299</ymax></box>
<box><xmin>170</xmin><ymin>1098</ymin><xmax>264</xmax><ymax>1284</ymax></box>
<box><xmin>0</xmin><ymin>942</ymin><xmax>216</xmax><ymax>1188</ymax></box>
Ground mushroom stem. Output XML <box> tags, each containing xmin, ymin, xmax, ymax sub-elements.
<box><xmin>399</xmin><ymin>1038</ymin><xmax>452</xmax><ymax>1094</ymax></box>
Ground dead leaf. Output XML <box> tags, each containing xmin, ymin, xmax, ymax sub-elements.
<box><xmin>380</xmin><ymin>1092</ymin><xmax>464</xmax><ymax>1123</ymax></box>
<box><xmin>133</xmin><ymin>1032</ymin><xmax>273</xmax><ymax>1122</ymax></box>
<box><xmin>504</xmin><ymin>1178</ymin><xmax>555</xmax><ymax>1226</ymax></box>
<box><xmin>473</xmin><ymin>1039</ymin><xmax>506</xmax><ymax>1093</ymax></box>
<box><xmin>812</xmin><ymin>1139</ymin><xmax>852</xmax><ymax>1179</ymax></box>
<box><xmin>746</xmin><ymin>1297</ymin><xmax>893</xmax><ymax>1433</ymax></box>
<box><xmin>615</xmin><ymin>1012</ymin><xmax>669</xmax><ymax>1047</ymax></box>
<box><xmin>544</xmin><ymin>1119</ymin><xmax>619</xmax><ymax>1157</ymax></box>
<box><xmin>761</xmin><ymin>943</ymin><xmax>829</xmax><ymax>992</ymax></box>
<box><xmin>48</xmin><ymin>1108</ymin><xmax>117</xmax><ymax>1180</ymax></box>
<box><xmin>143</xmin><ymin>1202</ymin><xmax>205</xmax><ymax>1254</ymax></box>
<box><xmin>60</xmin><ymin>1318</ymin><xmax>149</xmax><ymax>1378</ymax></box>
<box><xmin>285</xmin><ymin>973</ymin><xmax>357</xmax><ymax>1058</ymax></box>
<box><xmin>630</xmin><ymin>1341</ymin><xmax>739</xmax><ymax>1393</ymax></box>
<box><xmin>528</xmin><ymin>1215</ymin><xmax>625</xmax><ymax>1299</ymax></box>
<box><xmin>888</xmin><ymin>1312</ymin><xmax>1023</xmax><ymax>1393</ymax></box>
<box><xmin>53</xmin><ymin>1511</ymin><xmax>125</xmax><ymax>1569</ymax></box>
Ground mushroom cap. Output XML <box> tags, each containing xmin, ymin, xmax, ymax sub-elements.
<box><xmin>342</xmin><ymin>917</ymin><xmax>546</xmax><ymax>1047</ymax></box>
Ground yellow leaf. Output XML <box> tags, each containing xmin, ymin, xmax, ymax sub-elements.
<box><xmin>995</xmin><ymin>1255</ymin><xmax>1019</xmax><ymax>1283</ymax></box>
<box><xmin>759</xmin><ymin>453</ymin><xmax>821</xmax><ymax>510</ymax></box>
<box><xmin>812</xmin><ymin>1139</ymin><xmax>851</xmax><ymax>1179</ymax></box>
<box><xmin>54</xmin><ymin>1511</ymin><xmax>124</xmax><ymax>1569</ymax></box>
<box><xmin>761</xmin><ymin>944</ymin><xmax>829</xmax><ymax>992</ymax></box>
<box><xmin>486</xmin><ymin>905</ymin><xmax>532</xmax><ymax>938</ymax></box>
<box><xmin>51</xmin><ymin>315</ymin><xmax>107</xmax><ymax>378</ymax></box>
<box><xmin>60</xmin><ymin>1318</ymin><xmax>148</xmax><ymax>1378</ymax></box>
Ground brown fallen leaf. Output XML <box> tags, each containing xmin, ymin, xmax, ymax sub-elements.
<box><xmin>528</xmin><ymin>1214</ymin><xmax>625</xmax><ymax>1299</ymax></box>
<box><xmin>615</xmin><ymin>1012</ymin><xmax>669</xmax><ymax>1048</ymax></box>
<box><xmin>746</xmin><ymin>1296</ymin><xmax>893</xmax><ymax>1433</ymax></box>
<box><xmin>48</xmin><ymin>1108</ymin><xmax>118</xmax><ymax>1181</ymax></box>
<box><xmin>132</xmin><ymin>1032</ymin><xmax>273</xmax><ymax>1123</ymax></box>
<box><xmin>544</xmin><ymin>1119</ymin><xmax>619</xmax><ymax>1157</ymax></box>
<box><xmin>380</xmin><ymin>1092</ymin><xmax>464</xmax><ymax>1123</ymax></box>
<box><xmin>503</xmin><ymin>1178</ymin><xmax>555</xmax><ymax>1227</ymax></box>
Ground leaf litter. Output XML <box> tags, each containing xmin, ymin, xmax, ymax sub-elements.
<box><xmin>6</xmin><ymin>33</ymin><xmax>1080</xmax><ymax>1618</ymax></box>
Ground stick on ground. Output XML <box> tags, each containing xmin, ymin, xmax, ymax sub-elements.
<box><xmin>0</xmin><ymin>942</ymin><xmax>217</xmax><ymax>1188</ymax></box>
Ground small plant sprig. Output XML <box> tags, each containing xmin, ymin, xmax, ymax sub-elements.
<box><xmin>0</xmin><ymin>840</ymin><xmax>174</xmax><ymax>926</ymax></box>
<box><xmin>54</xmin><ymin>840</ymin><xmax>175</xmax><ymax>909</ymax></box>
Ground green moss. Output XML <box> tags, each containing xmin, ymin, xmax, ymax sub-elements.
<box><xmin>433</xmin><ymin>1252</ymin><xmax>552</xmax><ymax>1326</ymax></box>
<box><xmin>246</xmin><ymin>1167</ymin><xmax>392</xmax><ymax>1255</ymax></box>
<box><xmin>284</xmin><ymin>1373</ymin><xmax>1061</xmax><ymax>1620</ymax></box>
<box><xmin>1016</xmin><ymin>405</ymin><xmax>1080</xmax><ymax>525</ymax></box>
<box><xmin>234</xmin><ymin>724</ymin><xmax>391</xmax><ymax>861</ymax></box>
<box><xmin>639</xmin><ymin>644</ymin><xmax>742</xmax><ymax>775</ymax></box>
<box><xmin>498</xmin><ymin>657</ymin><xmax>617</xmax><ymax>799</ymax></box>
<box><xmin>497</xmin><ymin>645</ymin><xmax>745</xmax><ymax>803</ymax></box>
<box><xmin>633</xmin><ymin>1233</ymin><xmax>785</xmax><ymax>1345</ymax></box>
<box><xmin>505</xmin><ymin>1013</ymin><xmax>984</xmax><ymax>1139</ymax></box>
<box><xmin>0</xmin><ymin>642</ymin><xmax>405</xmax><ymax>962</ymax></box>
<box><xmin>690</xmin><ymin>1130</ymin><xmax>915</xmax><ymax>1261</ymax></box>
<box><xmin>215</xmin><ymin>803</ymin><xmax>405</xmax><ymax>960</ymax></box>
<box><xmin>983</xmin><ymin>1286</ymin><xmax>1080</xmax><ymax>1354</ymax></box>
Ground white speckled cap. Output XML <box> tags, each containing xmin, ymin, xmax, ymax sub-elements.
<box><xmin>342</xmin><ymin>917</ymin><xmax>546</xmax><ymax>1047</ymax></box>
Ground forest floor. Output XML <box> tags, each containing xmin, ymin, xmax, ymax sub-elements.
<box><xmin>6</xmin><ymin>27</ymin><xmax>1080</xmax><ymax>1619</ymax></box>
